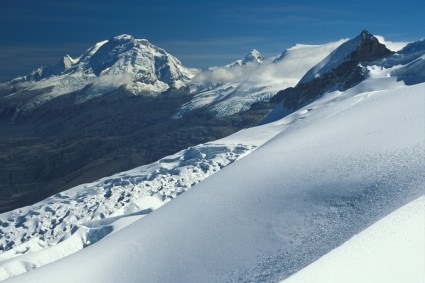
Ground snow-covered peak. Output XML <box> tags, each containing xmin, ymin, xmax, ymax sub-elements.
<box><xmin>110</xmin><ymin>34</ymin><xmax>135</xmax><ymax>42</ymax></box>
<box><xmin>242</xmin><ymin>49</ymin><xmax>264</xmax><ymax>64</ymax></box>
<box><xmin>264</xmin><ymin>32</ymin><xmax>395</xmax><ymax>123</ymax></box>
<box><xmin>4</xmin><ymin>34</ymin><xmax>196</xmax><ymax>108</ymax></box>
<box><xmin>226</xmin><ymin>49</ymin><xmax>265</xmax><ymax>67</ymax></box>
<box><xmin>9</xmin><ymin>34</ymin><xmax>196</xmax><ymax>89</ymax></box>
<box><xmin>358</xmin><ymin>29</ymin><xmax>372</xmax><ymax>40</ymax></box>
<box><xmin>299</xmin><ymin>30</ymin><xmax>392</xmax><ymax>84</ymax></box>
<box><xmin>67</xmin><ymin>34</ymin><xmax>194</xmax><ymax>87</ymax></box>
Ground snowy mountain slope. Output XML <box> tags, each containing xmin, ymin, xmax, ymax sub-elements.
<box><xmin>175</xmin><ymin>40</ymin><xmax>346</xmax><ymax>118</ymax></box>
<box><xmin>299</xmin><ymin>30</ymin><xmax>392</xmax><ymax>84</ymax></box>
<box><xmin>0</xmin><ymin>141</ymin><xmax>269</xmax><ymax>281</ymax></box>
<box><xmin>6</xmin><ymin>54</ymin><xmax>425</xmax><ymax>282</ymax></box>
<box><xmin>0</xmin><ymin>114</ymin><xmax>286</xmax><ymax>281</ymax></box>
<box><xmin>282</xmin><ymin>195</ymin><xmax>425</xmax><ymax>283</ymax></box>
<box><xmin>263</xmin><ymin>30</ymin><xmax>394</xmax><ymax>123</ymax></box>
<box><xmin>0</xmin><ymin>34</ymin><xmax>196</xmax><ymax>113</ymax></box>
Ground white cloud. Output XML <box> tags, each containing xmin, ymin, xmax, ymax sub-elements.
<box><xmin>191</xmin><ymin>62</ymin><xmax>260</xmax><ymax>86</ymax></box>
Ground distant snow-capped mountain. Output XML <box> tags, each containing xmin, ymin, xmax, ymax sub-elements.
<box><xmin>226</xmin><ymin>49</ymin><xmax>265</xmax><ymax>67</ymax></box>
<box><xmin>1</xmin><ymin>34</ymin><xmax>196</xmax><ymax>112</ymax></box>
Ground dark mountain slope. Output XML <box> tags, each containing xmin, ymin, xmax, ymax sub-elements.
<box><xmin>0</xmin><ymin>86</ymin><xmax>270</xmax><ymax>213</ymax></box>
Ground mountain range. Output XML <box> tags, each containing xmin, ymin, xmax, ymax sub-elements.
<box><xmin>0</xmin><ymin>30</ymin><xmax>424</xmax><ymax>282</ymax></box>
<box><xmin>0</xmin><ymin>33</ymin><xmax>342</xmax><ymax>213</ymax></box>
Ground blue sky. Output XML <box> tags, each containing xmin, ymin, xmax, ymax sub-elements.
<box><xmin>1</xmin><ymin>0</ymin><xmax>424</xmax><ymax>81</ymax></box>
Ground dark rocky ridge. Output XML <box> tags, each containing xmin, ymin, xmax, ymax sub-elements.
<box><xmin>270</xmin><ymin>30</ymin><xmax>393</xmax><ymax>118</ymax></box>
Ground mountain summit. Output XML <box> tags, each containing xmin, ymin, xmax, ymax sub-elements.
<box><xmin>299</xmin><ymin>30</ymin><xmax>392</xmax><ymax>84</ymax></box>
<box><xmin>11</xmin><ymin>34</ymin><xmax>195</xmax><ymax>88</ymax></box>
<box><xmin>2</xmin><ymin>34</ymin><xmax>196</xmax><ymax>113</ymax></box>
<box><xmin>265</xmin><ymin>30</ymin><xmax>393</xmax><ymax>122</ymax></box>
<box><xmin>227</xmin><ymin>49</ymin><xmax>265</xmax><ymax>67</ymax></box>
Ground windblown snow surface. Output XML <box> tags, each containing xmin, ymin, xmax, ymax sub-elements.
<box><xmin>282</xmin><ymin>195</ymin><xmax>425</xmax><ymax>283</ymax></box>
<box><xmin>4</xmin><ymin>50</ymin><xmax>425</xmax><ymax>282</ymax></box>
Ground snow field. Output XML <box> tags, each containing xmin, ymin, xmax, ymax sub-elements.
<box><xmin>282</xmin><ymin>195</ymin><xmax>425</xmax><ymax>283</ymax></box>
<box><xmin>0</xmin><ymin>143</ymin><xmax>255</xmax><ymax>281</ymax></box>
